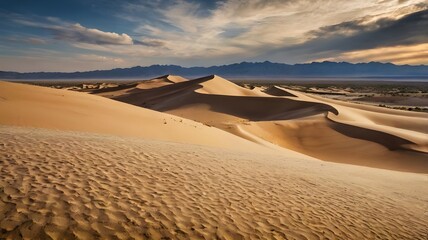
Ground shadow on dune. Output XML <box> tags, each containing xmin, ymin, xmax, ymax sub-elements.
<box><xmin>112</xmin><ymin>76</ymin><xmax>338</xmax><ymax>121</ymax></box>
<box><xmin>91</xmin><ymin>83</ymin><xmax>138</xmax><ymax>94</ymax></box>
<box><xmin>326</xmin><ymin>115</ymin><xmax>423</xmax><ymax>153</ymax></box>
<box><xmin>263</xmin><ymin>86</ymin><xmax>297</xmax><ymax>97</ymax></box>
<box><xmin>179</xmin><ymin>93</ymin><xmax>338</xmax><ymax>121</ymax></box>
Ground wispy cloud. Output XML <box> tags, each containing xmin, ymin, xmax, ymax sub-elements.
<box><xmin>52</xmin><ymin>23</ymin><xmax>134</xmax><ymax>45</ymax></box>
<box><xmin>1</xmin><ymin>0</ymin><xmax>427</xmax><ymax>71</ymax></box>
<box><xmin>77</xmin><ymin>54</ymin><xmax>125</xmax><ymax>63</ymax></box>
<box><xmin>25</xmin><ymin>37</ymin><xmax>48</xmax><ymax>45</ymax></box>
<box><xmin>314</xmin><ymin>43</ymin><xmax>428</xmax><ymax>65</ymax></box>
<box><xmin>134</xmin><ymin>39</ymin><xmax>166</xmax><ymax>47</ymax></box>
<box><xmin>11</xmin><ymin>15</ymin><xmax>164</xmax><ymax>47</ymax></box>
<box><xmin>0</xmin><ymin>51</ymin><xmax>132</xmax><ymax>72</ymax></box>
<box><xmin>122</xmin><ymin>0</ymin><xmax>427</xmax><ymax>62</ymax></box>
<box><xmin>0</xmin><ymin>35</ymin><xmax>49</xmax><ymax>45</ymax></box>
<box><xmin>264</xmin><ymin>7</ymin><xmax>428</xmax><ymax>63</ymax></box>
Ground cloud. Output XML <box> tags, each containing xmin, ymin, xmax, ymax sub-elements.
<box><xmin>123</xmin><ymin>0</ymin><xmax>427</xmax><ymax>62</ymax></box>
<box><xmin>0</xmin><ymin>35</ymin><xmax>48</xmax><ymax>45</ymax></box>
<box><xmin>52</xmin><ymin>23</ymin><xmax>133</xmax><ymax>45</ymax></box>
<box><xmin>12</xmin><ymin>15</ymin><xmax>164</xmax><ymax>47</ymax></box>
<box><xmin>134</xmin><ymin>39</ymin><xmax>166</xmax><ymax>47</ymax></box>
<box><xmin>0</xmin><ymin>49</ymin><xmax>133</xmax><ymax>72</ymax></box>
<box><xmin>2</xmin><ymin>0</ymin><xmax>427</xmax><ymax>71</ymax></box>
<box><xmin>77</xmin><ymin>54</ymin><xmax>125</xmax><ymax>63</ymax></box>
<box><xmin>286</xmin><ymin>8</ymin><xmax>428</xmax><ymax>54</ymax></box>
<box><xmin>314</xmin><ymin>43</ymin><xmax>428</xmax><ymax>65</ymax></box>
<box><xmin>256</xmin><ymin>4</ymin><xmax>428</xmax><ymax>64</ymax></box>
<box><xmin>11</xmin><ymin>0</ymin><xmax>426</xmax><ymax>63</ymax></box>
<box><xmin>26</xmin><ymin>37</ymin><xmax>48</xmax><ymax>45</ymax></box>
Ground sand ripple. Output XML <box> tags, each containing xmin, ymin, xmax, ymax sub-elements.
<box><xmin>0</xmin><ymin>126</ymin><xmax>427</xmax><ymax>239</ymax></box>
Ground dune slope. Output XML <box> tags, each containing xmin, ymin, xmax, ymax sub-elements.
<box><xmin>111</xmin><ymin>75</ymin><xmax>338</xmax><ymax>121</ymax></box>
<box><xmin>99</xmin><ymin>75</ymin><xmax>428</xmax><ymax>173</ymax></box>
<box><xmin>0</xmin><ymin>81</ymin><xmax>267</xmax><ymax>150</ymax></box>
<box><xmin>93</xmin><ymin>75</ymin><xmax>187</xmax><ymax>98</ymax></box>
<box><xmin>1</xmin><ymin>126</ymin><xmax>427</xmax><ymax>239</ymax></box>
<box><xmin>136</xmin><ymin>74</ymin><xmax>188</xmax><ymax>89</ymax></box>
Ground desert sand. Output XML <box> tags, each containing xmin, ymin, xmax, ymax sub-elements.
<box><xmin>102</xmin><ymin>75</ymin><xmax>428</xmax><ymax>173</ymax></box>
<box><xmin>1</xmin><ymin>78</ymin><xmax>427</xmax><ymax>239</ymax></box>
<box><xmin>0</xmin><ymin>80</ymin><xmax>266</xmax><ymax>151</ymax></box>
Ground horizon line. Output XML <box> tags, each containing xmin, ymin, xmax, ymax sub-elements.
<box><xmin>2</xmin><ymin>60</ymin><xmax>428</xmax><ymax>74</ymax></box>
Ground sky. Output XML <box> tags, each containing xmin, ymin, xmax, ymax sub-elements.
<box><xmin>0</xmin><ymin>0</ymin><xmax>427</xmax><ymax>72</ymax></box>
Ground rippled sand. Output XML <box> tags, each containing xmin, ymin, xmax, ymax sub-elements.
<box><xmin>1</xmin><ymin>126</ymin><xmax>426</xmax><ymax>239</ymax></box>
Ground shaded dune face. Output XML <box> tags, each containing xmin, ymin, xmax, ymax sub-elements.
<box><xmin>91</xmin><ymin>75</ymin><xmax>187</xmax><ymax>95</ymax></box>
<box><xmin>327</xmin><ymin>117</ymin><xmax>416</xmax><ymax>151</ymax></box>
<box><xmin>91</xmin><ymin>82</ymin><xmax>138</xmax><ymax>94</ymax></box>
<box><xmin>117</xmin><ymin>91</ymin><xmax>339</xmax><ymax>121</ymax></box>
<box><xmin>257</xmin><ymin>118</ymin><xmax>427</xmax><ymax>173</ymax></box>
<box><xmin>98</xmin><ymin>75</ymin><xmax>428</xmax><ymax>173</ymax></box>
<box><xmin>262</xmin><ymin>86</ymin><xmax>298</xmax><ymax>97</ymax></box>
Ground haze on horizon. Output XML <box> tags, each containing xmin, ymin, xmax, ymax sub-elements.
<box><xmin>0</xmin><ymin>0</ymin><xmax>427</xmax><ymax>72</ymax></box>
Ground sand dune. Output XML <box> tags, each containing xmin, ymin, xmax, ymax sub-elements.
<box><xmin>98</xmin><ymin>75</ymin><xmax>428</xmax><ymax>173</ymax></box>
<box><xmin>136</xmin><ymin>74</ymin><xmax>187</xmax><ymax>89</ymax></box>
<box><xmin>111</xmin><ymin>75</ymin><xmax>337</xmax><ymax>121</ymax></box>
<box><xmin>240</xmin><ymin>118</ymin><xmax>428</xmax><ymax>173</ymax></box>
<box><xmin>194</xmin><ymin>75</ymin><xmax>266</xmax><ymax>96</ymax></box>
<box><xmin>287</xmin><ymin>89</ymin><xmax>428</xmax><ymax>151</ymax></box>
<box><xmin>1</xmin><ymin>126</ymin><xmax>427</xmax><ymax>239</ymax></box>
<box><xmin>0</xmin><ymin>81</ymin><xmax>268</xmax><ymax>150</ymax></box>
<box><xmin>1</xmin><ymin>77</ymin><xmax>428</xmax><ymax>239</ymax></box>
<box><xmin>93</xmin><ymin>75</ymin><xmax>187</xmax><ymax>98</ymax></box>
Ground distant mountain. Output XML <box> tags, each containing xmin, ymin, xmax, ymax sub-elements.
<box><xmin>1</xmin><ymin>61</ymin><xmax>428</xmax><ymax>79</ymax></box>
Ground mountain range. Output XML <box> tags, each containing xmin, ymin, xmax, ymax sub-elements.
<box><xmin>1</xmin><ymin>61</ymin><xmax>428</xmax><ymax>79</ymax></box>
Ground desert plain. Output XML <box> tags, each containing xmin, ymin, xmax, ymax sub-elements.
<box><xmin>0</xmin><ymin>76</ymin><xmax>427</xmax><ymax>239</ymax></box>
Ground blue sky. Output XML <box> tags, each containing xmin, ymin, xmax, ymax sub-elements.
<box><xmin>0</xmin><ymin>0</ymin><xmax>427</xmax><ymax>72</ymax></box>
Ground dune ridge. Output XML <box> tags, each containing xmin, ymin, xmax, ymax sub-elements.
<box><xmin>92</xmin><ymin>75</ymin><xmax>187</xmax><ymax>98</ymax></box>
<box><xmin>112</xmin><ymin>75</ymin><xmax>338</xmax><ymax>121</ymax></box>
<box><xmin>97</xmin><ymin>75</ymin><xmax>428</xmax><ymax>173</ymax></box>
<box><xmin>136</xmin><ymin>75</ymin><xmax>188</xmax><ymax>89</ymax></box>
